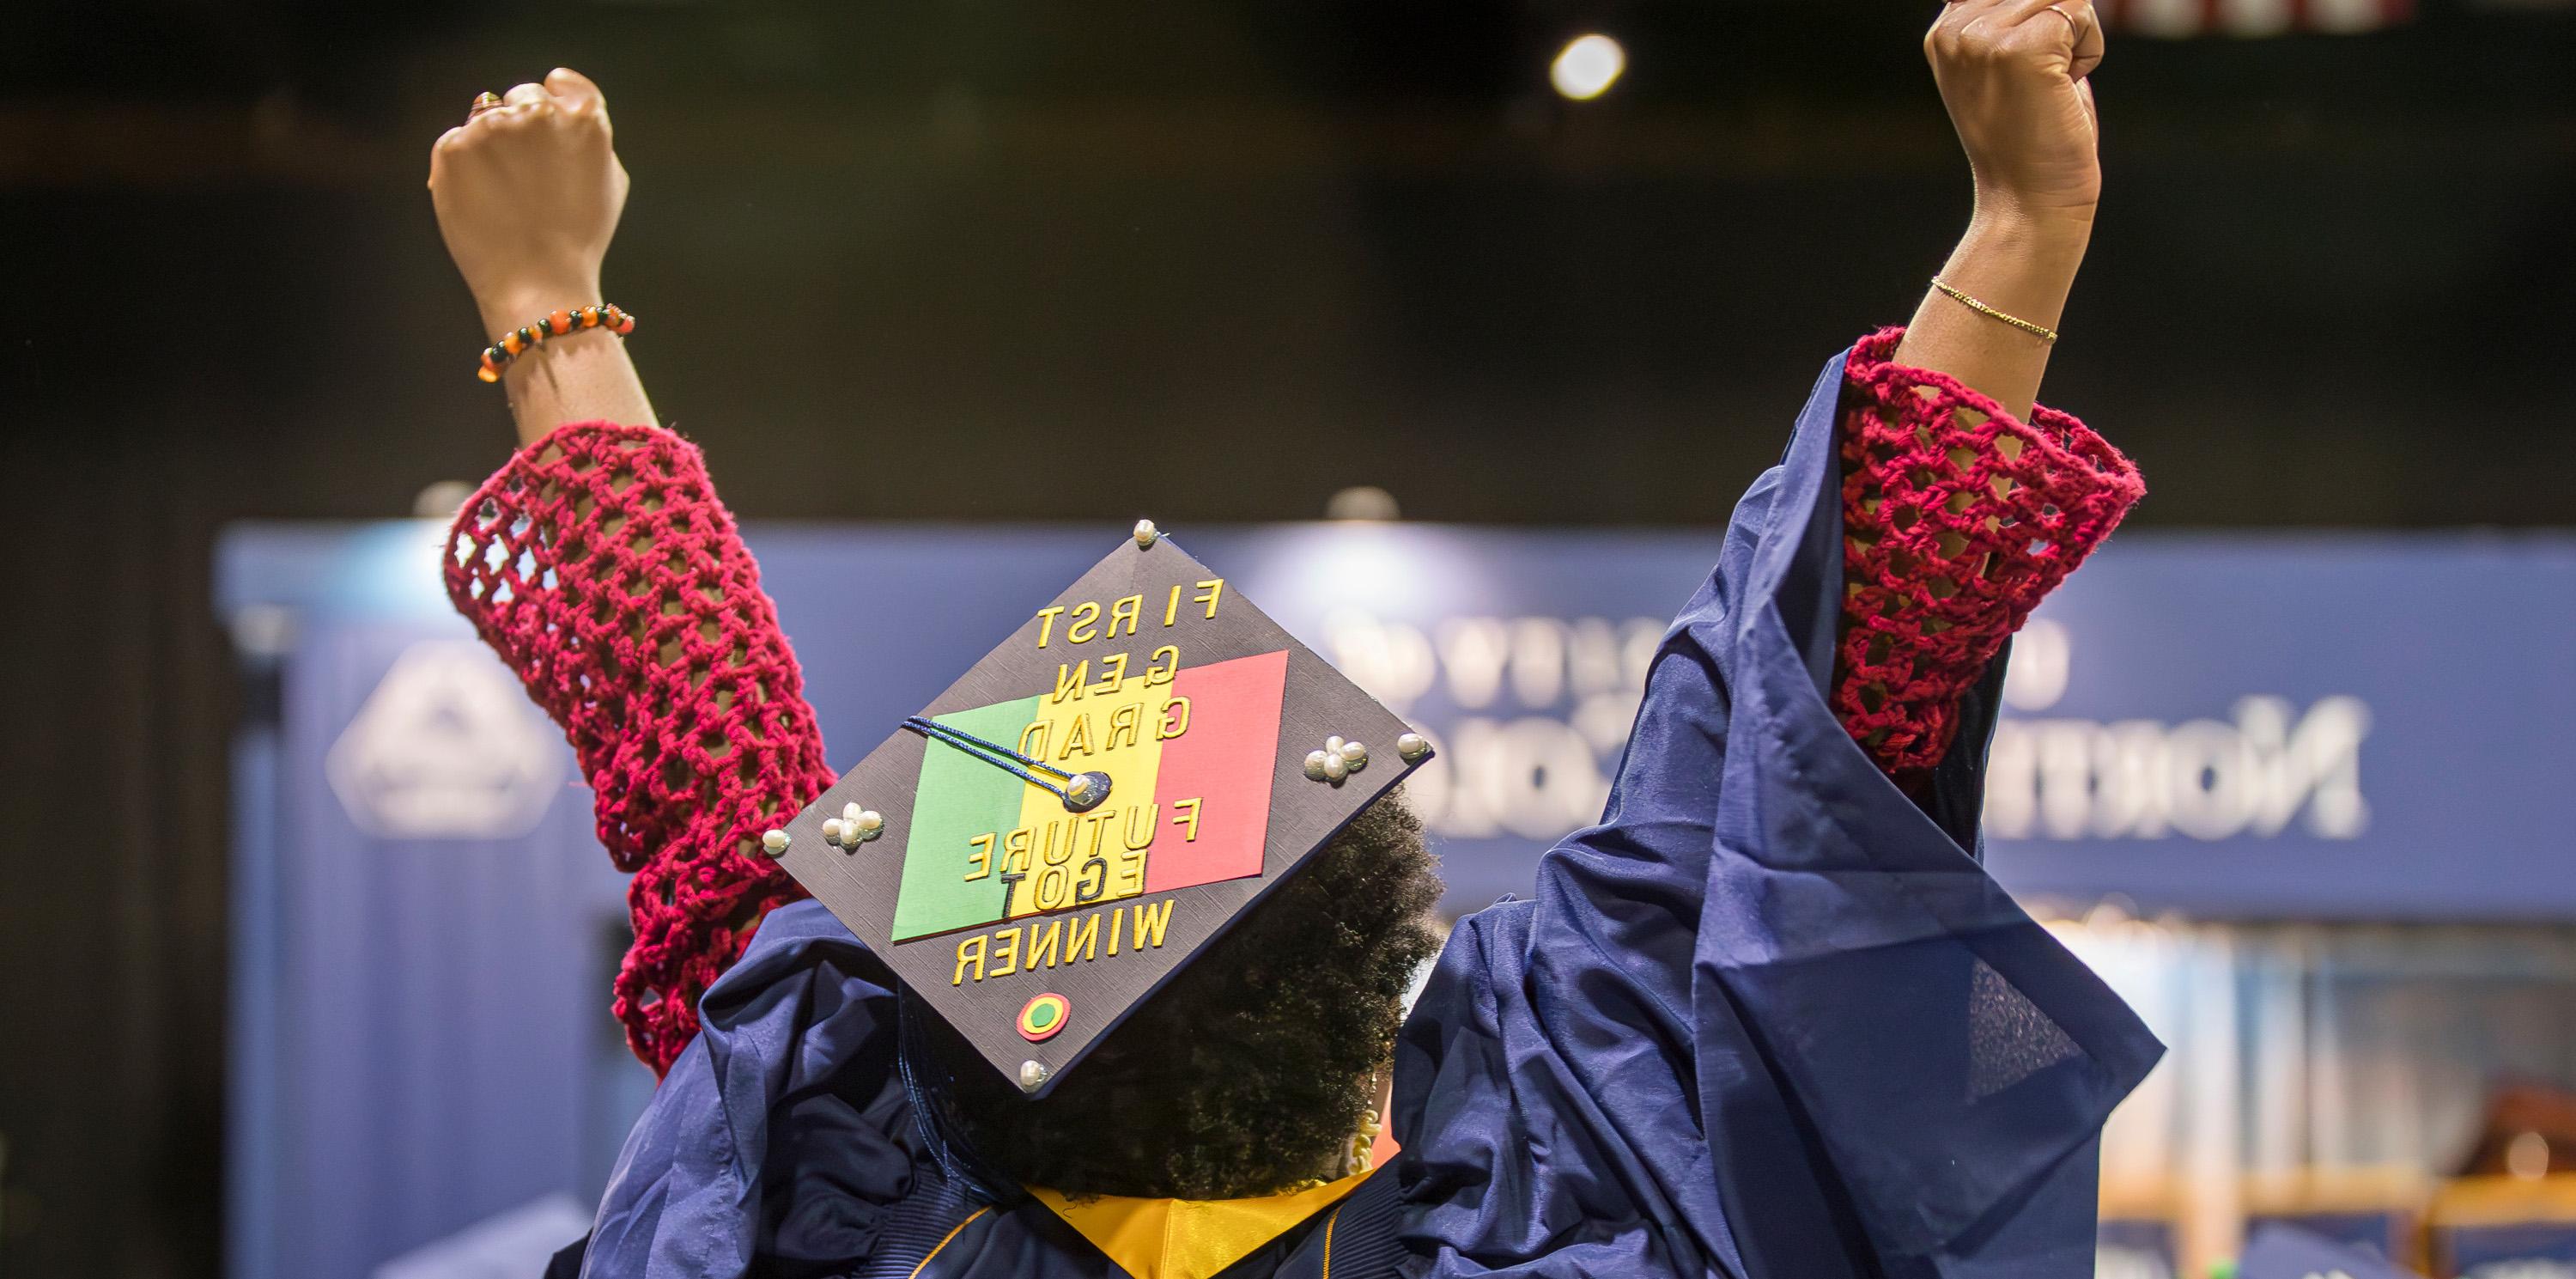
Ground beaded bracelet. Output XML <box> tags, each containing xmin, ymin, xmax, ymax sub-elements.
<box><xmin>477</xmin><ymin>303</ymin><xmax>637</xmax><ymax>382</ymax></box>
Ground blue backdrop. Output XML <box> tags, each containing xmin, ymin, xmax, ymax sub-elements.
<box><xmin>218</xmin><ymin>521</ymin><xmax>2575</xmax><ymax>1278</ymax></box>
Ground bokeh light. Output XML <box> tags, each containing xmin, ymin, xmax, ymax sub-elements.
<box><xmin>1550</xmin><ymin>33</ymin><xmax>1625</xmax><ymax>101</ymax></box>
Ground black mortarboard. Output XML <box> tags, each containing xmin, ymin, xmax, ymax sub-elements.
<box><xmin>762</xmin><ymin>522</ymin><xmax>1433</xmax><ymax>1098</ymax></box>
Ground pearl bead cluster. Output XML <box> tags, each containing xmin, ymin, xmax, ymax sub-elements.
<box><xmin>1303</xmin><ymin>736</ymin><xmax>1370</xmax><ymax>783</ymax></box>
<box><xmin>756</xmin><ymin>801</ymin><xmax>883</xmax><ymax>861</ymax></box>
<box><xmin>821</xmin><ymin>801</ymin><xmax>884</xmax><ymax>849</ymax></box>
<box><xmin>1304</xmin><ymin>732</ymin><xmax>1434</xmax><ymax>784</ymax></box>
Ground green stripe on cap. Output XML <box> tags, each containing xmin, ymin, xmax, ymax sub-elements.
<box><xmin>890</xmin><ymin>695</ymin><xmax>1042</xmax><ymax>940</ymax></box>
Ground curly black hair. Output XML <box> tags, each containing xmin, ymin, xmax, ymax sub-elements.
<box><xmin>926</xmin><ymin>794</ymin><xmax>1443</xmax><ymax>1199</ymax></box>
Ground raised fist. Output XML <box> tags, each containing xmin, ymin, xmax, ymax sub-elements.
<box><xmin>428</xmin><ymin>68</ymin><xmax>629</xmax><ymax>324</ymax></box>
<box><xmin>1925</xmin><ymin>0</ymin><xmax>2106</xmax><ymax>219</ymax></box>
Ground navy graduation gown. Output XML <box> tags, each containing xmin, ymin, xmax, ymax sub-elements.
<box><xmin>570</xmin><ymin>346</ymin><xmax>2164</xmax><ymax>1279</ymax></box>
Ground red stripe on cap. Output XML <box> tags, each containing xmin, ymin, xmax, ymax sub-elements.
<box><xmin>1145</xmin><ymin>650</ymin><xmax>1289</xmax><ymax>894</ymax></box>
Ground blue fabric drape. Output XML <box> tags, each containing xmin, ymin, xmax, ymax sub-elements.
<box><xmin>1388</xmin><ymin>350</ymin><xmax>2161</xmax><ymax>1278</ymax></box>
<box><xmin>574</xmin><ymin>347</ymin><xmax>2163</xmax><ymax>1279</ymax></box>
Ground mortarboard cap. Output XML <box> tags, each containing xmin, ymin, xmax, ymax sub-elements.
<box><xmin>764</xmin><ymin>522</ymin><xmax>1433</xmax><ymax>1098</ymax></box>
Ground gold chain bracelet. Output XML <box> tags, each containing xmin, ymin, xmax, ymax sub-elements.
<box><xmin>1929</xmin><ymin>277</ymin><xmax>2058</xmax><ymax>345</ymax></box>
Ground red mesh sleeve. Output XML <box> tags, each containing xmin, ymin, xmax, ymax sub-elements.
<box><xmin>1833</xmin><ymin>327</ymin><xmax>2144</xmax><ymax>783</ymax></box>
<box><xmin>443</xmin><ymin>422</ymin><xmax>837</xmax><ymax>1075</ymax></box>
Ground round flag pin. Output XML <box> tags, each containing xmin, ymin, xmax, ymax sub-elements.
<box><xmin>1017</xmin><ymin>993</ymin><xmax>1071</xmax><ymax>1043</ymax></box>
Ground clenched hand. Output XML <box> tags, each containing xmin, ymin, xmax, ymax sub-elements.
<box><xmin>428</xmin><ymin>68</ymin><xmax>629</xmax><ymax>331</ymax></box>
<box><xmin>1925</xmin><ymin>0</ymin><xmax>2106</xmax><ymax>221</ymax></box>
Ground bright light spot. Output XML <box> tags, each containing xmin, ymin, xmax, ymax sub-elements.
<box><xmin>1326</xmin><ymin>485</ymin><xmax>1401</xmax><ymax>521</ymax></box>
<box><xmin>1550</xmin><ymin>34</ymin><xmax>1625</xmax><ymax>101</ymax></box>
<box><xmin>2508</xmin><ymin>1130</ymin><xmax>2552</xmax><ymax>1180</ymax></box>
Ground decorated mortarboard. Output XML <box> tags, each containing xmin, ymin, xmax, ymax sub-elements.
<box><xmin>762</xmin><ymin>521</ymin><xmax>1433</xmax><ymax>1099</ymax></box>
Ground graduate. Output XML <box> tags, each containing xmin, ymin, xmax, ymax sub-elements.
<box><xmin>428</xmin><ymin>3</ymin><xmax>2162</xmax><ymax>1274</ymax></box>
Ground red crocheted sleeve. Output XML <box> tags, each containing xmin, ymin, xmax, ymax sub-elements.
<box><xmin>443</xmin><ymin>422</ymin><xmax>837</xmax><ymax>1075</ymax></box>
<box><xmin>1832</xmin><ymin>327</ymin><xmax>2144</xmax><ymax>783</ymax></box>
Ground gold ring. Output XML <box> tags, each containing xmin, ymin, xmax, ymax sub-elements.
<box><xmin>468</xmin><ymin>91</ymin><xmax>506</xmax><ymax>120</ymax></box>
<box><xmin>2044</xmin><ymin>4</ymin><xmax>2085</xmax><ymax>40</ymax></box>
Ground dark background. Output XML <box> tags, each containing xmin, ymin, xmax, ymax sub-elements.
<box><xmin>2</xmin><ymin>1</ymin><xmax>2569</xmax><ymax>1273</ymax></box>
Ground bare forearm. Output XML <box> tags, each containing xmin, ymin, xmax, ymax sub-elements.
<box><xmin>1893</xmin><ymin>207</ymin><xmax>2090</xmax><ymax>421</ymax></box>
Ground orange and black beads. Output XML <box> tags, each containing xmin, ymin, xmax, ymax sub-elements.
<box><xmin>476</xmin><ymin>303</ymin><xmax>637</xmax><ymax>382</ymax></box>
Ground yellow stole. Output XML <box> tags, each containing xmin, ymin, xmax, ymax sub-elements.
<box><xmin>1027</xmin><ymin>1168</ymin><xmax>1370</xmax><ymax>1279</ymax></box>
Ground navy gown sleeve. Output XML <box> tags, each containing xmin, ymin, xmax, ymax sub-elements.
<box><xmin>580</xmin><ymin>900</ymin><xmax>924</xmax><ymax>1279</ymax></box>
<box><xmin>1389</xmin><ymin>346</ymin><xmax>2166</xmax><ymax>1278</ymax></box>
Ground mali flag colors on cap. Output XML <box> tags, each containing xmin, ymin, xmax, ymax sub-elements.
<box><xmin>890</xmin><ymin>649</ymin><xmax>1288</xmax><ymax>941</ymax></box>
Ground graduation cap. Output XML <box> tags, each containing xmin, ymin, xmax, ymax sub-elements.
<box><xmin>762</xmin><ymin>521</ymin><xmax>1433</xmax><ymax>1099</ymax></box>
